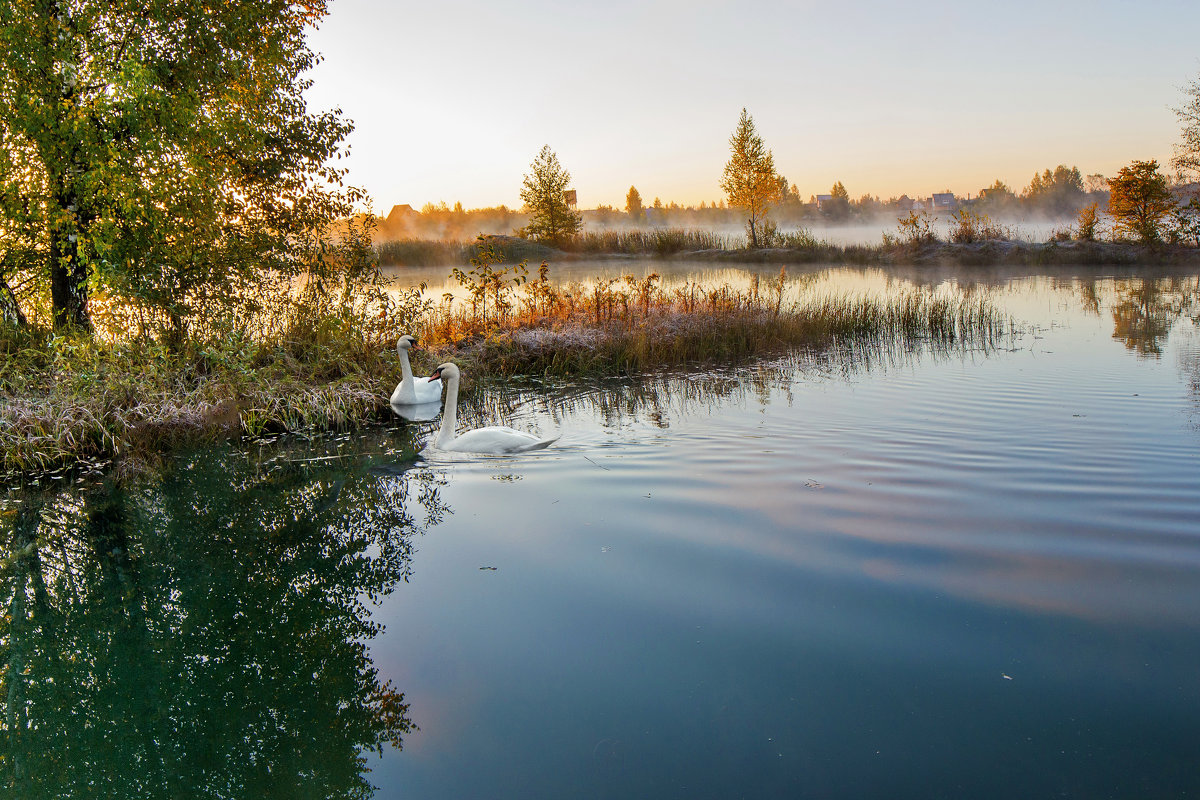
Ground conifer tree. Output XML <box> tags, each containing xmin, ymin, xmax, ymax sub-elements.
<box><xmin>519</xmin><ymin>145</ymin><xmax>582</xmax><ymax>246</ymax></box>
<box><xmin>625</xmin><ymin>186</ymin><xmax>644</xmax><ymax>223</ymax></box>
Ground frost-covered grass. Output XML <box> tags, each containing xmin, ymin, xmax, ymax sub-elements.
<box><xmin>0</xmin><ymin>316</ymin><xmax>408</xmax><ymax>480</ymax></box>
<box><xmin>421</xmin><ymin>265</ymin><xmax>1006</xmax><ymax>378</ymax></box>
<box><xmin>2</xmin><ymin>261</ymin><xmax>1006</xmax><ymax>480</ymax></box>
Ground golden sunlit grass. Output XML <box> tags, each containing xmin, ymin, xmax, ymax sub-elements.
<box><xmin>2</xmin><ymin>255</ymin><xmax>1005</xmax><ymax>480</ymax></box>
<box><xmin>418</xmin><ymin>260</ymin><xmax>1005</xmax><ymax>380</ymax></box>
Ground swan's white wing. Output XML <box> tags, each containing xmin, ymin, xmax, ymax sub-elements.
<box><xmin>389</xmin><ymin>376</ymin><xmax>412</xmax><ymax>405</ymax></box>
<box><xmin>513</xmin><ymin>435</ymin><xmax>559</xmax><ymax>452</ymax></box>
<box><xmin>413</xmin><ymin>377</ymin><xmax>443</xmax><ymax>404</ymax></box>
<box><xmin>442</xmin><ymin>426</ymin><xmax>556</xmax><ymax>454</ymax></box>
<box><xmin>392</xmin><ymin>377</ymin><xmax>442</xmax><ymax>405</ymax></box>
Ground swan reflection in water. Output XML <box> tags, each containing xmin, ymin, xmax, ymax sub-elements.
<box><xmin>391</xmin><ymin>399</ymin><xmax>442</xmax><ymax>422</ymax></box>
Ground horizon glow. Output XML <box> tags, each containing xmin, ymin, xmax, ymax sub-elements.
<box><xmin>305</xmin><ymin>0</ymin><xmax>1199</xmax><ymax>212</ymax></box>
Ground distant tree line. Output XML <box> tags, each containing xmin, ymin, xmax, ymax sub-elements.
<box><xmin>380</xmin><ymin>72</ymin><xmax>1200</xmax><ymax>250</ymax></box>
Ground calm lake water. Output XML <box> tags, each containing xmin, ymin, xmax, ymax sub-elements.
<box><xmin>4</xmin><ymin>265</ymin><xmax>1200</xmax><ymax>799</ymax></box>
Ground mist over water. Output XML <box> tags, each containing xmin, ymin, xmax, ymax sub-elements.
<box><xmin>377</xmin><ymin>213</ymin><xmax>1083</xmax><ymax>250</ymax></box>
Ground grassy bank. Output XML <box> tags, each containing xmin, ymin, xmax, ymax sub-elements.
<box><xmin>0</xmin><ymin>323</ymin><xmax>405</xmax><ymax>478</ymax></box>
<box><xmin>2</xmin><ymin>264</ymin><xmax>1006</xmax><ymax>480</ymax></box>
<box><xmin>421</xmin><ymin>266</ymin><xmax>1003</xmax><ymax>377</ymax></box>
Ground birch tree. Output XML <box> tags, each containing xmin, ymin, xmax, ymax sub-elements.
<box><xmin>720</xmin><ymin>109</ymin><xmax>778</xmax><ymax>248</ymax></box>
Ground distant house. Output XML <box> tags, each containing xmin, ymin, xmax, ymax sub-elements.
<box><xmin>378</xmin><ymin>204</ymin><xmax>418</xmax><ymax>239</ymax></box>
<box><xmin>814</xmin><ymin>194</ymin><xmax>834</xmax><ymax>209</ymax></box>
<box><xmin>385</xmin><ymin>204</ymin><xmax>417</xmax><ymax>225</ymax></box>
<box><xmin>931</xmin><ymin>192</ymin><xmax>958</xmax><ymax>211</ymax></box>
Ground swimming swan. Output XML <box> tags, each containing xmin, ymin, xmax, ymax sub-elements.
<box><xmin>390</xmin><ymin>335</ymin><xmax>443</xmax><ymax>405</ymax></box>
<box><xmin>427</xmin><ymin>362</ymin><xmax>559</xmax><ymax>453</ymax></box>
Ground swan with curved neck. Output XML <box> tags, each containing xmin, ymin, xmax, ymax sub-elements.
<box><xmin>390</xmin><ymin>335</ymin><xmax>443</xmax><ymax>405</ymax></box>
<box><xmin>427</xmin><ymin>362</ymin><xmax>559</xmax><ymax>453</ymax></box>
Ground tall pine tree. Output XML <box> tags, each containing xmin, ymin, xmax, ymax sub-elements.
<box><xmin>519</xmin><ymin>145</ymin><xmax>581</xmax><ymax>246</ymax></box>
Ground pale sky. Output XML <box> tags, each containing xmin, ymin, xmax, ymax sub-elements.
<box><xmin>305</xmin><ymin>0</ymin><xmax>1200</xmax><ymax>211</ymax></box>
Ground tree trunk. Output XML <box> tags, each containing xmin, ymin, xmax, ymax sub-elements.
<box><xmin>0</xmin><ymin>275</ymin><xmax>26</xmax><ymax>327</ymax></box>
<box><xmin>49</xmin><ymin>194</ymin><xmax>90</xmax><ymax>331</ymax></box>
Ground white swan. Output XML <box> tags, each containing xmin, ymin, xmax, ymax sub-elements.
<box><xmin>427</xmin><ymin>362</ymin><xmax>559</xmax><ymax>454</ymax></box>
<box><xmin>390</xmin><ymin>335</ymin><xmax>443</xmax><ymax>405</ymax></box>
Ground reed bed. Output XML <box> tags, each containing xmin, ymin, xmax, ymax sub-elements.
<box><xmin>564</xmin><ymin>229</ymin><xmax>733</xmax><ymax>256</ymax></box>
<box><xmin>2</xmin><ymin>259</ymin><xmax>1007</xmax><ymax>480</ymax></box>
<box><xmin>422</xmin><ymin>265</ymin><xmax>1006</xmax><ymax>379</ymax></box>
<box><xmin>377</xmin><ymin>236</ymin><xmax>558</xmax><ymax>266</ymax></box>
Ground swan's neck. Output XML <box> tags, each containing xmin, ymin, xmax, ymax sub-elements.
<box><xmin>437</xmin><ymin>373</ymin><xmax>459</xmax><ymax>446</ymax></box>
<box><xmin>398</xmin><ymin>347</ymin><xmax>414</xmax><ymax>389</ymax></box>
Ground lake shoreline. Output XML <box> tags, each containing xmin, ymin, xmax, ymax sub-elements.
<box><xmin>2</xmin><ymin>282</ymin><xmax>1003</xmax><ymax>482</ymax></box>
<box><xmin>379</xmin><ymin>234</ymin><xmax>1200</xmax><ymax>269</ymax></box>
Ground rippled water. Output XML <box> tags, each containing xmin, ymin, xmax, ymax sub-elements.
<box><xmin>4</xmin><ymin>267</ymin><xmax>1200</xmax><ymax>799</ymax></box>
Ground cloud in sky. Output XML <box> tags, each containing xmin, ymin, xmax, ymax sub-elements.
<box><xmin>305</xmin><ymin>0</ymin><xmax>1200</xmax><ymax>209</ymax></box>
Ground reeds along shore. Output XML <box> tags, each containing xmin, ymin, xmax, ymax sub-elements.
<box><xmin>376</xmin><ymin>219</ymin><xmax>1200</xmax><ymax>268</ymax></box>
<box><xmin>1</xmin><ymin>263</ymin><xmax>1006</xmax><ymax>480</ymax></box>
<box><xmin>424</xmin><ymin>264</ymin><xmax>1003</xmax><ymax>377</ymax></box>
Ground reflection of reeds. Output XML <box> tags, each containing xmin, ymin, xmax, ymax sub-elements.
<box><xmin>450</xmin><ymin>337</ymin><xmax>989</xmax><ymax>437</ymax></box>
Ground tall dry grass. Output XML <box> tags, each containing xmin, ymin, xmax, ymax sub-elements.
<box><xmin>418</xmin><ymin>260</ymin><xmax>1006</xmax><ymax>380</ymax></box>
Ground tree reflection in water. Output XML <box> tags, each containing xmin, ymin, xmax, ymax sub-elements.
<box><xmin>0</xmin><ymin>425</ymin><xmax>447</xmax><ymax>799</ymax></box>
<box><xmin>1109</xmin><ymin>277</ymin><xmax>1200</xmax><ymax>357</ymax></box>
<box><xmin>1067</xmin><ymin>275</ymin><xmax>1200</xmax><ymax>358</ymax></box>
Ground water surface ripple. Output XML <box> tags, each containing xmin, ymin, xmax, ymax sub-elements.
<box><xmin>4</xmin><ymin>268</ymin><xmax>1200</xmax><ymax>800</ymax></box>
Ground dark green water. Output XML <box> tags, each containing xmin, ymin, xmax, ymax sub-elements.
<box><xmin>4</xmin><ymin>268</ymin><xmax>1200</xmax><ymax>798</ymax></box>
